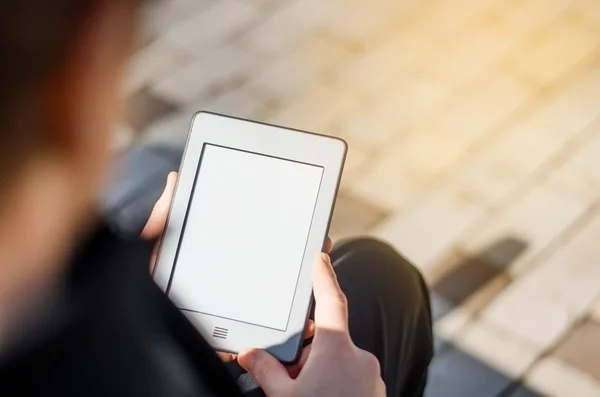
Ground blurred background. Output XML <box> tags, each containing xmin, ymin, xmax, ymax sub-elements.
<box><xmin>118</xmin><ymin>0</ymin><xmax>600</xmax><ymax>396</ymax></box>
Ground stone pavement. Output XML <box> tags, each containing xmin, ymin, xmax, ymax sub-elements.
<box><xmin>122</xmin><ymin>0</ymin><xmax>600</xmax><ymax>395</ymax></box>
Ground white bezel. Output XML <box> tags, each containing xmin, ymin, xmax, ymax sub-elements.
<box><xmin>153</xmin><ymin>112</ymin><xmax>346</xmax><ymax>362</ymax></box>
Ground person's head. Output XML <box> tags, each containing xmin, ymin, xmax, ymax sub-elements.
<box><xmin>0</xmin><ymin>1</ymin><xmax>142</xmax><ymax>326</ymax></box>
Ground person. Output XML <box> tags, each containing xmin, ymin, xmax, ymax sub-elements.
<box><xmin>0</xmin><ymin>1</ymin><xmax>433</xmax><ymax>396</ymax></box>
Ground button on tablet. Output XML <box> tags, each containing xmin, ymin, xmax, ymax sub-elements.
<box><xmin>213</xmin><ymin>327</ymin><xmax>228</xmax><ymax>339</ymax></box>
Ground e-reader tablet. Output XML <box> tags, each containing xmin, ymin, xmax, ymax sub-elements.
<box><xmin>153</xmin><ymin>112</ymin><xmax>346</xmax><ymax>363</ymax></box>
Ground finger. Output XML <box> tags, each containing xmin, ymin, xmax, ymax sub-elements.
<box><xmin>376</xmin><ymin>378</ymin><xmax>387</xmax><ymax>395</ymax></box>
<box><xmin>141</xmin><ymin>172</ymin><xmax>177</xmax><ymax>239</ymax></box>
<box><xmin>149</xmin><ymin>241</ymin><xmax>160</xmax><ymax>273</ymax></box>
<box><xmin>313</xmin><ymin>253</ymin><xmax>348</xmax><ymax>332</ymax></box>
<box><xmin>304</xmin><ymin>319</ymin><xmax>315</xmax><ymax>340</ymax></box>
<box><xmin>286</xmin><ymin>344</ymin><xmax>312</xmax><ymax>379</ymax></box>
<box><xmin>217</xmin><ymin>352</ymin><xmax>236</xmax><ymax>362</ymax></box>
<box><xmin>323</xmin><ymin>236</ymin><xmax>333</xmax><ymax>253</ymax></box>
<box><xmin>238</xmin><ymin>349</ymin><xmax>292</xmax><ymax>395</ymax></box>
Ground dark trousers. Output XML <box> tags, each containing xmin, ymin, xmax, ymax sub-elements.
<box><xmin>239</xmin><ymin>238</ymin><xmax>434</xmax><ymax>397</ymax></box>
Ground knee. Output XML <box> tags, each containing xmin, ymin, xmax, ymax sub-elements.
<box><xmin>332</xmin><ymin>237</ymin><xmax>427</xmax><ymax>291</ymax></box>
<box><xmin>333</xmin><ymin>237</ymin><xmax>416</xmax><ymax>271</ymax></box>
<box><xmin>334</xmin><ymin>237</ymin><xmax>395</xmax><ymax>255</ymax></box>
<box><xmin>332</xmin><ymin>236</ymin><xmax>433</xmax><ymax>340</ymax></box>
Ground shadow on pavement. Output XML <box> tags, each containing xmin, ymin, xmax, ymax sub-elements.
<box><xmin>426</xmin><ymin>340</ymin><xmax>545</xmax><ymax>397</ymax></box>
<box><xmin>427</xmin><ymin>237</ymin><xmax>543</xmax><ymax>397</ymax></box>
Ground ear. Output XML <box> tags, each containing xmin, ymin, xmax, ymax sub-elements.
<box><xmin>41</xmin><ymin>2</ymin><xmax>137</xmax><ymax>187</ymax></box>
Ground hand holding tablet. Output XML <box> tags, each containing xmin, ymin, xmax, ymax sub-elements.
<box><xmin>237</xmin><ymin>253</ymin><xmax>386</xmax><ymax>397</ymax></box>
<box><xmin>153</xmin><ymin>112</ymin><xmax>346</xmax><ymax>363</ymax></box>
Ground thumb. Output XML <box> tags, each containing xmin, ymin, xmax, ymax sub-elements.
<box><xmin>141</xmin><ymin>172</ymin><xmax>177</xmax><ymax>239</ymax></box>
<box><xmin>238</xmin><ymin>349</ymin><xmax>292</xmax><ymax>395</ymax></box>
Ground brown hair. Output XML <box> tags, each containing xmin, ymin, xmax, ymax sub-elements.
<box><xmin>0</xmin><ymin>1</ymin><xmax>138</xmax><ymax>180</ymax></box>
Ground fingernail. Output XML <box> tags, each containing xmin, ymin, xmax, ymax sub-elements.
<box><xmin>320</xmin><ymin>253</ymin><xmax>331</xmax><ymax>264</ymax></box>
<box><xmin>238</xmin><ymin>349</ymin><xmax>255</xmax><ymax>368</ymax></box>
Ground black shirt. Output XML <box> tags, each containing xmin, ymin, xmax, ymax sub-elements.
<box><xmin>0</xmin><ymin>223</ymin><xmax>244</xmax><ymax>396</ymax></box>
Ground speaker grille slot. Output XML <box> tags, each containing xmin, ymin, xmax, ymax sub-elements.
<box><xmin>213</xmin><ymin>327</ymin><xmax>228</xmax><ymax>339</ymax></box>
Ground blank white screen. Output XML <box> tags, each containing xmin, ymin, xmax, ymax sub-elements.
<box><xmin>170</xmin><ymin>144</ymin><xmax>323</xmax><ymax>330</ymax></box>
